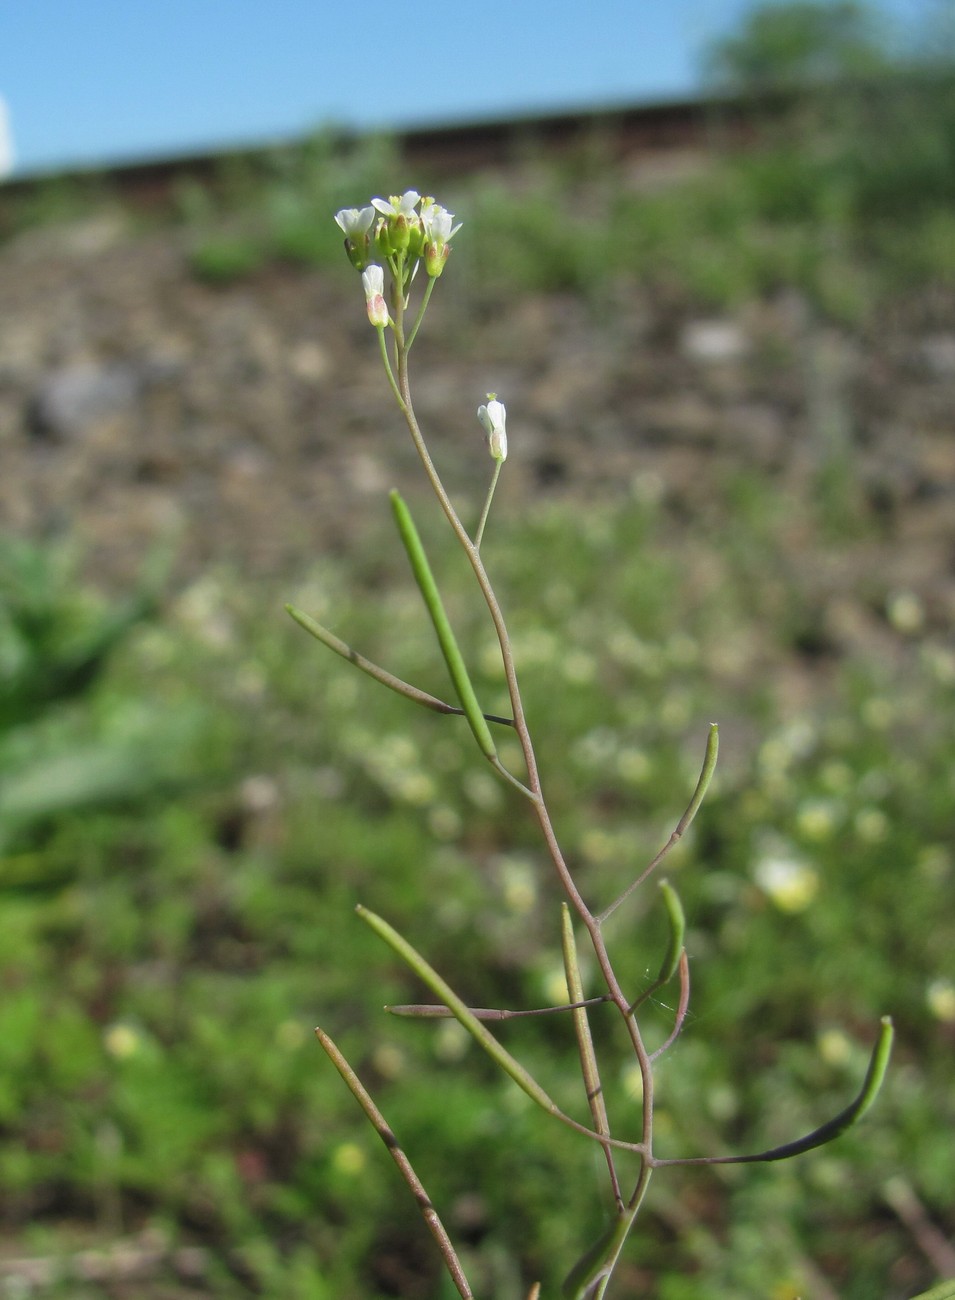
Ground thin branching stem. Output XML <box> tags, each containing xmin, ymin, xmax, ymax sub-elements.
<box><xmin>376</xmin><ymin>324</ymin><xmax>402</xmax><ymax>408</ymax></box>
<box><xmin>396</xmin><ymin>326</ymin><xmax>658</xmax><ymax>1120</ymax></box>
<box><xmin>389</xmin><ymin>288</ymin><xmax>662</xmax><ymax>1291</ymax></box>
<box><xmin>405</xmin><ymin>275</ymin><xmax>436</xmax><ymax>352</ymax></box>
<box><xmin>598</xmin><ymin>724</ymin><xmax>718</xmax><ymax>926</ymax></box>
<box><xmin>358</xmin><ymin>905</ymin><xmax>649</xmax><ymax>1160</ymax></box>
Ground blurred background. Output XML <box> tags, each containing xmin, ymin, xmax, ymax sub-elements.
<box><xmin>1</xmin><ymin>1</ymin><xmax>954</xmax><ymax>1296</ymax></box>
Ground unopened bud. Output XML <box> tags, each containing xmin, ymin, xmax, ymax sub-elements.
<box><xmin>424</xmin><ymin>241</ymin><xmax>450</xmax><ymax>277</ymax></box>
<box><xmin>477</xmin><ymin>395</ymin><xmax>507</xmax><ymax>461</ymax></box>
<box><xmin>362</xmin><ymin>265</ymin><xmax>390</xmax><ymax>328</ymax></box>
<box><xmin>391</xmin><ymin>213</ymin><xmax>412</xmax><ymax>252</ymax></box>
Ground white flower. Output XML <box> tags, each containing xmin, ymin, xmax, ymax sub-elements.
<box><xmin>420</xmin><ymin>197</ymin><xmax>462</xmax><ymax>276</ymax></box>
<box><xmin>926</xmin><ymin>978</ymin><xmax>955</xmax><ymax>1023</ymax></box>
<box><xmin>334</xmin><ymin>205</ymin><xmax>375</xmax><ymax>237</ymax></box>
<box><xmin>361</xmin><ymin>265</ymin><xmax>390</xmax><ymax>328</ymax></box>
<box><xmin>420</xmin><ymin>197</ymin><xmax>462</xmax><ymax>243</ymax></box>
<box><xmin>362</xmin><ymin>264</ymin><xmax>384</xmax><ymax>295</ymax></box>
<box><xmin>754</xmin><ymin>846</ymin><xmax>819</xmax><ymax>913</ymax></box>
<box><xmin>477</xmin><ymin>395</ymin><xmax>507</xmax><ymax>461</ymax></box>
<box><xmin>371</xmin><ymin>190</ymin><xmax>420</xmax><ymax>218</ymax></box>
<box><xmin>103</xmin><ymin>1023</ymin><xmax>142</xmax><ymax>1059</ymax></box>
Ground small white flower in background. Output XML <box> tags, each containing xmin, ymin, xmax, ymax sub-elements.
<box><xmin>371</xmin><ymin>1043</ymin><xmax>406</xmax><ymax>1080</ymax></box>
<box><xmin>753</xmin><ymin>839</ymin><xmax>819</xmax><ymax>913</ymax></box>
<box><xmin>434</xmin><ymin>1018</ymin><xmax>470</xmax><ymax>1063</ymax></box>
<box><xmin>478</xmin><ymin>395</ymin><xmax>507</xmax><ymax>461</ymax></box>
<box><xmin>926</xmin><ymin>978</ymin><xmax>955</xmax><ymax>1023</ymax></box>
<box><xmin>796</xmin><ymin>798</ymin><xmax>840</xmax><ymax>842</ymax></box>
<box><xmin>542</xmin><ymin>965</ymin><xmax>570</xmax><ymax>1008</ymax></box>
<box><xmin>331</xmin><ymin>1142</ymin><xmax>367</xmax><ymax>1176</ymax></box>
<box><xmin>817</xmin><ymin>1027</ymin><xmax>853</xmax><ymax>1067</ymax></box>
<box><xmin>621</xmin><ymin>1061</ymin><xmax>644</xmax><ymax>1102</ymax></box>
<box><xmin>361</xmin><ymin>265</ymin><xmax>390</xmax><ymax>328</ymax></box>
<box><xmin>854</xmin><ymin>807</ymin><xmax>889</xmax><ymax>843</ymax></box>
<box><xmin>886</xmin><ymin>589</ymin><xmax>924</xmax><ymax>635</ymax></box>
<box><xmin>496</xmin><ymin>854</ymin><xmax>537</xmax><ymax>914</ymax></box>
<box><xmin>103</xmin><ymin>1023</ymin><xmax>142</xmax><ymax>1059</ymax></box>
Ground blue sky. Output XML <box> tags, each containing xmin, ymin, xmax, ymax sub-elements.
<box><xmin>0</xmin><ymin>0</ymin><xmax>939</xmax><ymax>177</ymax></box>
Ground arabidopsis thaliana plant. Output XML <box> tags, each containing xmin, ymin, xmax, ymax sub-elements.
<box><xmin>478</xmin><ymin>396</ymin><xmax>507</xmax><ymax>462</ymax></box>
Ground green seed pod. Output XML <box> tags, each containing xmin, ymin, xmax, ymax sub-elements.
<box><xmin>390</xmin><ymin>490</ymin><xmax>497</xmax><ymax>761</ymax></box>
<box><xmin>656</xmin><ymin>879</ymin><xmax>686</xmax><ymax>985</ymax></box>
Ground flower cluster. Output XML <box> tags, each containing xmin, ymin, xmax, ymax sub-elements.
<box><xmin>336</xmin><ymin>193</ymin><xmax>509</xmax><ymax>484</ymax></box>
<box><xmin>334</xmin><ymin>190</ymin><xmax>461</xmax><ymax>287</ymax></box>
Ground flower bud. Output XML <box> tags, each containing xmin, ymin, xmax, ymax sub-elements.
<box><xmin>424</xmin><ymin>241</ymin><xmax>450</xmax><ymax>277</ymax></box>
<box><xmin>477</xmin><ymin>395</ymin><xmax>507</xmax><ymax>461</ymax></box>
<box><xmin>391</xmin><ymin>214</ymin><xmax>412</xmax><ymax>252</ymax></box>
<box><xmin>362</xmin><ymin>265</ymin><xmax>390</xmax><ymax>328</ymax></box>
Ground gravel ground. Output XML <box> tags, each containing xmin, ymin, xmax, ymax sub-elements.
<box><xmin>2</xmin><ymin>210</ymin><xmax>953</xmax><ymax>665</ymax></box>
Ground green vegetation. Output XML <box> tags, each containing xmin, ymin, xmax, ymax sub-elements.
<box><xmin>177</xmin><ymin>132</ymin><xmax>401</xmax><ymax>285</ymax></box>
<box><xmin>0</xmin><ymin>540</ymin><xmax>173</xmax><ymax>854</ymax></box>
<box><xmin>167</xmin><ymin>91</ymin><xmax>955</xmax><ymax>322</ymax></box>
<box><xmin>1</xmin><ymin>477</ymin><xmax>952</xmax><ymax>1295</ymax></box>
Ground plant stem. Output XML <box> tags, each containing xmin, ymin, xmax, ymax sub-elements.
<box><xmin>474</xmin><ymin>459</ymin><xmax>503</xmax><ymax>551</ymax></box>
<box><xmin>386</xmin><ymin>299</ymin><xmax>661</xmax><ymax>1294</ymax></box>
<box><xmin>405</xmin><ymin>275</ymin><xmax>436</xmax><ymax>352</ymax></box>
